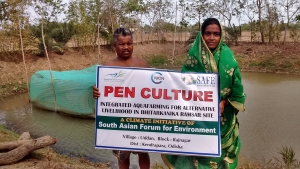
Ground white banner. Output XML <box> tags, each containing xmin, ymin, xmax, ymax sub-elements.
<box><xmin>95</xmin><ymin>66</ymin><xmax>220</xmax><ymax>157</ymax></box>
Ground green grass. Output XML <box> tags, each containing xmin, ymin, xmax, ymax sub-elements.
<box><xmin>0</xmin><ymin>82</ymin><xmax>28</xmax><ymax>99</ymax></box>
<box><xmin>144</xmin><ymin>54</ymin><xmax>186</xmax><ymax>68</ymax></box>
<box><xmin>0</xmin><ymin>125</ymin><xmax>19</xmax><ymax>142</ymax></box>
<box><xmin>278</xmin><ymin>146</ymin><xmax>299</xmax><ymax>169</ymax></box>
<box><xmin>145</xmin><ymin>54</ymin><xmax>171</xmax><ymax>68</ymax></box>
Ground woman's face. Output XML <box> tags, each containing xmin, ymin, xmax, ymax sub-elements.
<box><xmin>203</xmin><ymin>24</ymin><xmax>221</xmax><ymax>51</ymax></box>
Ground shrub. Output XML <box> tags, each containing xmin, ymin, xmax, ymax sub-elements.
<box><xmin>146</xmin><ymin>54</ymin><xmax>170</xmax><ymax>68</ymax></box>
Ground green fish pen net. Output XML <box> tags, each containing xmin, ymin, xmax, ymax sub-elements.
<box><xmin>29</xmin><ymin>65</ymin><xmax>97</xmax><ymax>117</ymax></box>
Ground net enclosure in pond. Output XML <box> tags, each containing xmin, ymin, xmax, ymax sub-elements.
<box><xmin>29</xmin><ymin>65</ymin><xmax>97</xmax><ymax>117</ymax></box>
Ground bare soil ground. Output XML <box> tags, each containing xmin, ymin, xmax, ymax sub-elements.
<box><xmin>230</xmin><ymin>41</ymin><xmax>300</xmax><ymax>74</ymax></box>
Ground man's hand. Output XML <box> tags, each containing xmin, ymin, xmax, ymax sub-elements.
<box><xmin>93</xmin><ymin>86</ymin><xmax>100</xmax><ymax>99</ymax></box>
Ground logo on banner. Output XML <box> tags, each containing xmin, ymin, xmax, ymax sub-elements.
<box><xmin>151</xmin><ymin>72</ymin><xmax>164</xmax><ymax>84</ymax></box>
<box><xmin>181</xmin><ymin>74</ymin><xmax>217</xmax><ymax>87</ymax></box>
<box><xmin>181</xmin><ymin>74</ymin><xmax>196</xmax><ymax>85</ymax></box>
<box><xmin>104</xmin><ymin>71</ymin><xmax>125</xmax><ymax>82</ymax></box>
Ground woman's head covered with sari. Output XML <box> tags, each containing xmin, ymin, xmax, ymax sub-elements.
<box><xmin>162</xmin><ymin>18</ymin><xmax>246</xmax><ymax>169</ymax></box>
<box><xmin>201</xmin><ymin>18</ymin><xmax>222</xmax><ymax>51</ymax></box>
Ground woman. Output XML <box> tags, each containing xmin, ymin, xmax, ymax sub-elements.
<box><xmin>161</xmin><ymin>18</ymin><xmax>246</xmax><ymax>169</ymax></box>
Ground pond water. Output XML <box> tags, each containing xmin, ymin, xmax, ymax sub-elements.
<box><xmin>1</xmin><ymin>72</ymin><xmax>300</xmax><ymax>168</ymax></box>
<box><xmin>238</xmin><ymin>72</ymin><xmax>300</xmax><ymax>162</ymax></box>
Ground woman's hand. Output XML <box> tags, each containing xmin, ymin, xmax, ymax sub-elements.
<box><xmin>93</xmin><ymin>86</ymin><xmax>100</xmax><ymax>99</ymax></box>
<box><xmin>220</xmin><ymin>99</ymin><xmax>228</xmax><ymax>116</ymax></box>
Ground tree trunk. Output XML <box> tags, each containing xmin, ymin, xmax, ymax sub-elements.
<box><xmin>257</xmin><ymin>0</ymin><xmax>264</xmax><ymax>43</ymax></box>
<box><xmin>0</xmin><ymin>132</ymin><xmax>57</xmax><ymax>165</ymax></box>
<box><xmin>250</xmin><ymin>21</ymin><xmax>253</xmax><ymax>43</ymax></box>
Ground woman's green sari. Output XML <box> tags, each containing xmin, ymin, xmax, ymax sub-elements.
<box><xmin>162</xmin><ymin>24</ymin><xmax>246</xmax><ymax>169</ymax></box>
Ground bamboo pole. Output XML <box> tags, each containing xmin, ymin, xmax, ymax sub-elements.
<box><xmin>17</xmin><ymin>2</ymin><xmax>30</xmax><ymax>100</ymax></box>
<box><xmin>97</xmin><ymin>12</ymin><xmax>101</xmax><ymax>65</ymax></box>
<box><xmin>41</xmin><ymin>11</ymin><xmax>57</xmax><ymax>112</ymax></box>
<box><xmin>171</xmin><ymin>2</ymin><xmax>178</xmax><ymax>69</ymax></box>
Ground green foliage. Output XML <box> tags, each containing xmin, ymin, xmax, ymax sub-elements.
<box><xmin>250</xmin><ymin>58</ymin><xmax>276</xmax><ymax>69</ymax></box>
<box><xmin>279</xmin><ymin>60</ymin><xmax>292</xmax><ymax>69</ymax></box>
<box><xmin>153</xmin><ymin>19</ymin><xmax>175</xmax><ymax>32</ymax></box>
<box><xmin>251</xmin><ymin>59</ymin><xmax>275</xmax><ymax>68</ymax></box>
<box><xmin>278</xmin><ymin>146</ymin><xmax>296</xmax><ymax>168</ymax></box>
<box><xmin>295</xmin><ymin>15</ymin><xmax>300</xmax><ymax>22</ymax></box>
<box><xmin>179</xmin><ymin>19</ymin><xmax>188</xmax><ymax>28</ymax></box>
<box><xmin>65</xmin><ymin>0</ymin><xmax>115</xmax><ymax>46</ymax></box>
<box><xmin>124</xmin><ymin>0</ymin><xmax>145</xmax><ymax>14</ymax></box>
<box><xmin>52</xmin><ymin>45</ymin><xmax>64</xmax><ymax>55</ymax></box>
<box><xmin>29</xmin><ymin>21</ymin><xmax>75</xmax><ymax>56</ymax></box>
<box><xmin>119</xmin><ymin>15</ymin><xmax>141</xmax><ymax>28</ymax></box>
<box><xmin>33</xmin><ymin>48</ymin><xmax>44</xmax><ymax>56</ymax></box>
<box><xmin>224</xmin><ymin>24</ymin><xmax>241</xmax><ymax>44</ymax></box>
<box><xmin>289</xmin><ymin>24</ymin><xmax>300</xmax><ymax>42</ymax></box>
<box><xmin>146</xmin><ymin>54</ymin><xmax>171</xmax><ymax>67</ymax></box>
<box><xmin>173</xmin><ymin>54</ymin><xmax>186</xmax><ymax>66</ymax></box>
<box><xmin>50</xmin><ymin>22</ymin><xmax>75</xmax><ymax>44</ymax></box>
<box><xmin>240</xmin><ymin>23</ymin><xmax>251</xmax><ymax>31</ymax></box>
<box><xmin>0</xmin><ymin>125</ymin><xmax>19</xmax><ymax>141</ymax></box>
<box><xmin>30</xmin><ymin>0</ymin><xmax>67</xmax><ymax>56</ymax></box>
<box><xmin>146</xmin><ymin>0</ymin><xmax>173</xmax><ymax>39</ymax></box>
<box><xmin>181</xmin><ymin>0</ymin><xmax>209</xmax><ymax>26</ymax></box>
<box><xmin>0</xmin><ymin>1</ymin><xmax>9</xmax><ymax>22</ymax></box>
<box><xmin>33</xmin><ymin>0</ymin><xmax>66</xmax><ymax>22</ymax></box>
<box><xmin>234</xmin><ymin>54</ymin><xmax>243</xmax><ymax>64</ymax></box>
<box><xmin>0</xmin><ymin>82</ymin><xmax>28</xmax><ymax>99</ymax></box>
<box><xmin>185</xmin><ymin>31</ymin><xmax>198</xmax><ymax>46</ymax></box>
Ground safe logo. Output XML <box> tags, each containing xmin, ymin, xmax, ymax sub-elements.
<box><xmin>151</xmin><ymin>72</ymin><xmax>164</xmax><ymax>84</ymax></box>
<box><xmin>181</xmin><ymin>74</ymin><xmax>196</xmax><ymax>85</ymax></box>
<box><xmin>105</xmin><ymin>71</ymin><xmax>125</xmax><ymax>78</ymax></box>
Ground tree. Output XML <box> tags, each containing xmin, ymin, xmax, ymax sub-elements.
<box><xmin>30</xmin><ymin>22</ymin><xmax>75</xmax><ymax>52</ymax></box>
<box><xmin>0</xmin><ymin>0</ymin><xmax>33</xmax><ymax>95</ymax></box>
<box><xmin>123</xmin><ymin>0</ymin><xmax>146</xmax><ymax>44</ymax></box>
<box><xmin>32</xmin><ymin>0</ymin><xmax>66</xmax><ymax>55</ymax></box>
<box><xmin>32</xmin><ymin>0</ymin><xmax>66</xmax><ymax>112</ymax></box>
<box><xmin>265</xmin><ymin>0</ymin><xmax>281</xmax><ymax>43</ymax></box>
<box><xmin>257</xmin><ymin>0</ymin><xmax>265</xmax><ymax>43</ymax></box>
<box><xmin>0</xmin><ymin>0</ymin><xmax>33</xmax><ymax>52</ymax></box>
<box><xmin>183</xmin><ymin>0</ymin><xmax>209</xmax><ymax>31</ymax></box>
<box><xmin>144</xmin><ymin>0</ymin><xmax>158</xmax><ymax>43</ymax></box>
<box><xmin>178</xmin><ymin>0</ymin><xmax>190</xmax><ymax>42</ymax></box>
<box><xmin>102</xmin><ymin>0</ymin><xmax>123</xmax><ymax>36</ymax></box>
<box><xmin>33</xmin><ymin>0</ymin><xmax>66</xmax><ymax>22</ymax></box>
<box><xmin>213</xmin><ymin>0</ymin><xmax>245</xmax><ymax>28</ymax></box>
<box><xmin>213</xmin><ymin>0</ymin><xmax>245</xmax><ymax>45</ymax></box>
<box><xmin>279</xmin><ymin>0</ymin><xmax>300</xmax><ymax>43</ymax></box>
<box><xmin>151</xmin><ymin>0</ymin><xmax>174</xmax><ymax>43</ymax></box>
<box><xmin>0</xmin><ymin>1</ymin><xmax>9</xmax><ymax>23</ymax></box>
<box><xmin>123</xmin><ymin>0</ymin><xmax>143</xmax><ymax>27</ymax></box>
<box><xmin>244</xmin><ymin>0</ymin><xmax>257</xmax><ymax>42</ymax></box>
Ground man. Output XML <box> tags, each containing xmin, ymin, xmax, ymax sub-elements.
<box><xmin>93</xmin><ymin>27</ymin><xmax>150</xmax><ymax>169</ymax></box>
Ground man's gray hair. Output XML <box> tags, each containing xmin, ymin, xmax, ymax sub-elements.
<box><xmin>113</xmin><ymin>27</ymin><xmax>133</xmax><ymax>45</ymax></box>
